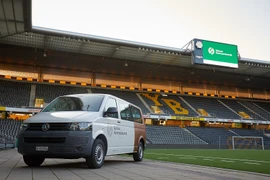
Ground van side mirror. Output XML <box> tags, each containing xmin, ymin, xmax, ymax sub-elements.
<box><xmin>104</xmin><ymin>107</ymin><xmax>118</xmax><ymax>118</ymax></box>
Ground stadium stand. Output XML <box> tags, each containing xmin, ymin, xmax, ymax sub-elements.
<box><xmin>231</xmin><ymin>128</ymin><xmax>270</xmax><ymax>145</ymax></box>
<box><xmin>0</xmin><ymin>118</ymin><xmax>22</xmax><ymax>148</ymax></box>
<box><xmin>139</xmin><ymin>93</ymin><xmax>198</xmax><ymax>116</ymax></box>
<box><xmin>35</xmin><ymin>84</ymin><xmax>88</xmax><ymax>103</ymax></box>
<box><xmin>265</xmin><ymin>129</ymin><xmax>270</xmax><ymax>134</ymax></box>
<box><xmin>231</xmin><ymin>128</ymin><xmax>263</xmax><ymax>136</ymax></box>
<box><xmin>168</xmin><ymin>95</ymin><xmax>198</xmax><ymax>116</ymax></box>
<box><xmin>186</xmin><ymin>126</ymin><xmax>235</xmax><ymax>145</ymax></box>
<box><xmin>139</xmin><ymin>93</ymin><xmax>164</xmax><ymax>114</ymax></box>
<box><xmin>182</xmin><ymin>96</ymin><xmax>240</xmax><ymax>119</ymax></box>
<box><xmin>253</xmin><ymin>102</ymin><xmax>270</xmax><ymax>115</ymax></box>
<box><xmin>239</xmin><ymin>101</ymin><xmax>270</xmax><ymax>121</ymax></box>
<box><xmin>91</xmin><ymin>88</ymin><xmax>150</xmax><ymax>114</ymax></box>
<box><xmin>141</xmin><ymin>93</ymin><xmax>177</xmax><ymax>115</ymax></box>
<box><xmin>0</xmin><ymin>80</ymin><xmax>31</xmax><ymax>107</ymax></box>
<box><xmin>220</xmin><ymin>99</ymin><xmax>261</xmax><ymax>120</ymax></box>
<box><xmin>146</xmin><ymin>125</ymin><xmax>207</xmax><ymax>145</ymax></box>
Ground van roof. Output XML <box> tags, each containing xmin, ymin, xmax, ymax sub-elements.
<box><xmin>62</xmin><ymin>93</ymin><xmax>141</xmax><ymax>110</ymax></box>
<box><xmin>64</xmin><ymin>93</ymin><xmax>113</xmax><ymax>99</ymax></box>
<box><xmin>64</xmin><ymin>93</ymin><xmax>106</xmax><ymax>97</ymax></box>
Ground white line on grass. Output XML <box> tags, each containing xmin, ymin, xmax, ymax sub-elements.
<box><xmin>157</xmin><ymin>157</ymin><xmax>169</xmax><ymax>160</ymax></box>
<box><xmin>244</xmin><ymin>162</ymin><xmax>261</xmax><ymax>165</ymax></box>
<box><xmin>178</xmin><ymin>157</ymin><xmax>197</xmax><ymax>160</ymax></box>
<box><xmin>221</xmin><ymin>160</ymin><xmax>235</xmax><ymax>163</ymax></box>
<box><xmin>145</xmin><ymin>152</ymin><xmax>270</xmax><ymax>164</ymax></box>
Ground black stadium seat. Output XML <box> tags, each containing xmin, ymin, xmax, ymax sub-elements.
<box><xmin>0</xmin><ymin>80</ymin><xmax>31</xmax><ymax>107</ymax></box>
<box><xmin>35</xmin><ymin>84</ymin><xmax>88</xmax><ymax>103</ymax></box>
<box><xmin>146</xmin><ymin>125</ymin><xmax>207</xmax><ymax>145</ymax></box>
<box><xmin>91</xmin><ymin>88</ymin><xmax>150</xmax><ymax>114</ymax></box>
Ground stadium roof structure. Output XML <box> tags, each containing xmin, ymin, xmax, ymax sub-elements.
<box><xmin>1</xmin><ymin>0</ymin><xmax>270</xmax><ymax>82</ymax></box>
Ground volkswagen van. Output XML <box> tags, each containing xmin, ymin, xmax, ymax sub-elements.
<box><xmin>17</xmin><ymin>93</ymin><xmax>146</xmax><ymax>168</ymax></box>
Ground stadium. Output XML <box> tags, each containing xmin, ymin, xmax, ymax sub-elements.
<box><xmin>1</xmin><ymin>0</ymin><xmax>270</xmax><ymax>178</ymax></box>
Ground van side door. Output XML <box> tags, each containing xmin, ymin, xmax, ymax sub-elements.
<box><xmin>103</xmin><ymin>97</ymin><xmax>122</xmax><ymax>155</ymax></box>
<box><xmin>117</xmin><ymin>101</ymin><xmax>135</xmax><ymax>154</ymax></box>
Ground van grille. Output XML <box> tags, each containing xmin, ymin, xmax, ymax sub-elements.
<box><xmin>24</xmin><ymin>137</ymin><xmax>66</xmax><ymax>144</ymax></box>
<box><xmin>26</xmin><ymin>123</ymin><xmax>70</xmax><ymax>131</ymax></box>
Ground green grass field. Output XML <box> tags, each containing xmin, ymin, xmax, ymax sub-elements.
<box><xmin>144</xmin><ymin>149</ymin><xmax>270</xmax><ymax>174</ymax></box>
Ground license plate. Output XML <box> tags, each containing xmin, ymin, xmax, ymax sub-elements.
<box><xmin>36</xmin><ymin>146</ymin><xmax>48</xmax><ymax>151</ymax></box>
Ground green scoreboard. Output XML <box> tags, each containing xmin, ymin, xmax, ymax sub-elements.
<box><xmin>192</xmin><ymin>39</ymin><xmax>238</xmax><ymax>68</ymax></box>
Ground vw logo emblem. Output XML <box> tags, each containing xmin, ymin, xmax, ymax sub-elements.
<box><xmin>41</xmin><ymin>123</ymin><xmax>50</xmax><ymax>131</ymax></box>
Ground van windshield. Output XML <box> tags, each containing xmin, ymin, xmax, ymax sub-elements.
<box><xmin>42</xmin><ymin>96</ymin><xmax>104</xmax><ymax>112</ymax></box>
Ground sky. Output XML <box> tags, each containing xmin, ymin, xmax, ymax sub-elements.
<box><xmin>32</xmin><ymin>0</ymin><xmax>270</xmax><ymax>61</ymax></box>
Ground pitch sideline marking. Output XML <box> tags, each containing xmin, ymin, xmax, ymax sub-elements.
<box><xmin>221</xmin><ymin>160</ymin><xmax>235</xmax><ymax>163</ymax></box>
<box><xmin>157</xmin><ymin>157</ymin><xmax>169</xmax><ymax>160</ymax></box>
<box><xmin>178</xmin><ymin>157</ymin><xmax>197</xmax><ymax>159</ymax></box>
<box><xmin>145</xmin><ymin>152</ymin><xmax>269</xmax><ymax>164</ymax></box>
<box><xmin>244</xmin><ymin>162</ymin><xmax>261</xmax><ymax>165</ymax></box>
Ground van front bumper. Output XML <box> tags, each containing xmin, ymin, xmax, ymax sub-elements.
<box><xmin>17</xmin><ymin>130</ymin><xmax>94</xmax><ymax>158</ymax></box>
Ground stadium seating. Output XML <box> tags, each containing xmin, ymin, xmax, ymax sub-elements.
<box><xmin>139</xmin><ymin>93</ymin><xmax>164</xmax><ymax>114</ymax></box>
<box><xmin>140</xmin><ymin>93</ymin><xmax>198</xmax><ymax>116</ymax></box>
<box><xmin>169</xmin><ymin>95</ymin><xmax>198</xmax><ymax>116</ymax></box>
<box><xmin>220</xmin><ymin>99</ymin><xmax>260</xmax><ymax>119</ymax></box>
<box><xmin>253</xmin><ymin>102</ymin><xmax>270</xmax><ymax>115</ymax></box>
<box><xmin>239</xmin><ymin>101</ymin><xmax>270</xmax><ymax>121</ymax></box>
<box><xmin>231</xmin><ymin>128</ymin><xmax>270</xmax><ymax>145</ymax></box>
<box><xmin>0</xmin><ymin>80</ymin><xmax>31</xmax><ymax>107</ymax></box>
<box><xmin>35</xmin><ymin>84</ymin><xmax>88</xmax><ymax>103</ymax></box>
<box><xmin>0</xmin><ymin>118</ymin><xmax>22</xmax><ymax>144</ymax></box>
<box><xmin>91</xmin><ymin>88</ymin><xmax>150</xmax><ymax>114</ymax></box>
<box><xmin>264</xmin><ymin>129</ymin><xmax>270</xmax><ymax>134</ymax></box>
<box><xmin>146</xmin><ymin>125</ymin><xmax>207</xmax><ymax>145</ymax></box>
<box><xmin>182</xmin><ymin>96</ymin><xmax>240</xmax><ymax>119</ymax></box>
<box><xmin>186</xmin><ymin>126</ymin><xmax>236</xmax><ymax>145</ymax></box>
<box><xmin>231</xmin><ymin>128</ymin><xmax>263</xmax><ymax>136</ymax></box>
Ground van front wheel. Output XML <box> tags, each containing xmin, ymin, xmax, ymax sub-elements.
<box><xmin>23</xmin><ymin>155</ymin><xmax>45</xmax><ymax>167</ymax></box>
<box><xmin>86</xmin><ymin>139</ymin><xmax>105</xmax><ymax>169</ymax></box>
<box><xmin>133</xmin><ymin>142</ymin><xmax>144</xmax><ymax>161</ymax></box>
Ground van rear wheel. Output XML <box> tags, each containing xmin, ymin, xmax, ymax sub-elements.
<box><xmin>86</xmin><ymin>139</ymin><xmax>105</xmax><ymax>169</ymax></box>
<box><xmin>23</xmin><ymin>155</ymin><xmax>45</xmax><ymax>167</ymax></box>
<box><xmin>133</xmin><ymin>142</ymin><xmax>143</xmax><ymax>161</ymax></box>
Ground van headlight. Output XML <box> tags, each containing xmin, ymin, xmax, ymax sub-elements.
<box><xmin>20</xmin><ymin>123</ymin><xmax>28</xmax><ymax>131</ymax></box>
<box><xmin>69</xmin><ymin>122</ymin><xmax>92</xmax><ymax>131</ymax></box>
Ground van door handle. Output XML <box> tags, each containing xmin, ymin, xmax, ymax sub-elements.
<box><xmin>117</xmin><ymin>120</ymin><xmax>121</xmax><ymax>123</ymax></box>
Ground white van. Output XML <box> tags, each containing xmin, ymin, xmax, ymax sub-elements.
<box><xmin>17</xmin><ymin>94</ymin><xmax>146</xmax><ymax>168</ymax></box>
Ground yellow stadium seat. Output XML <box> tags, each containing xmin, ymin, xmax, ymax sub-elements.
<box><xmin>238</xmin><ymin>111</ymin><xmax>250</xmax><ymax>119</ymax></box>
<box><xmin>197</xmin><ymin>109</ymin><xmax>209</xmax><ymax>116</ymax></box>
